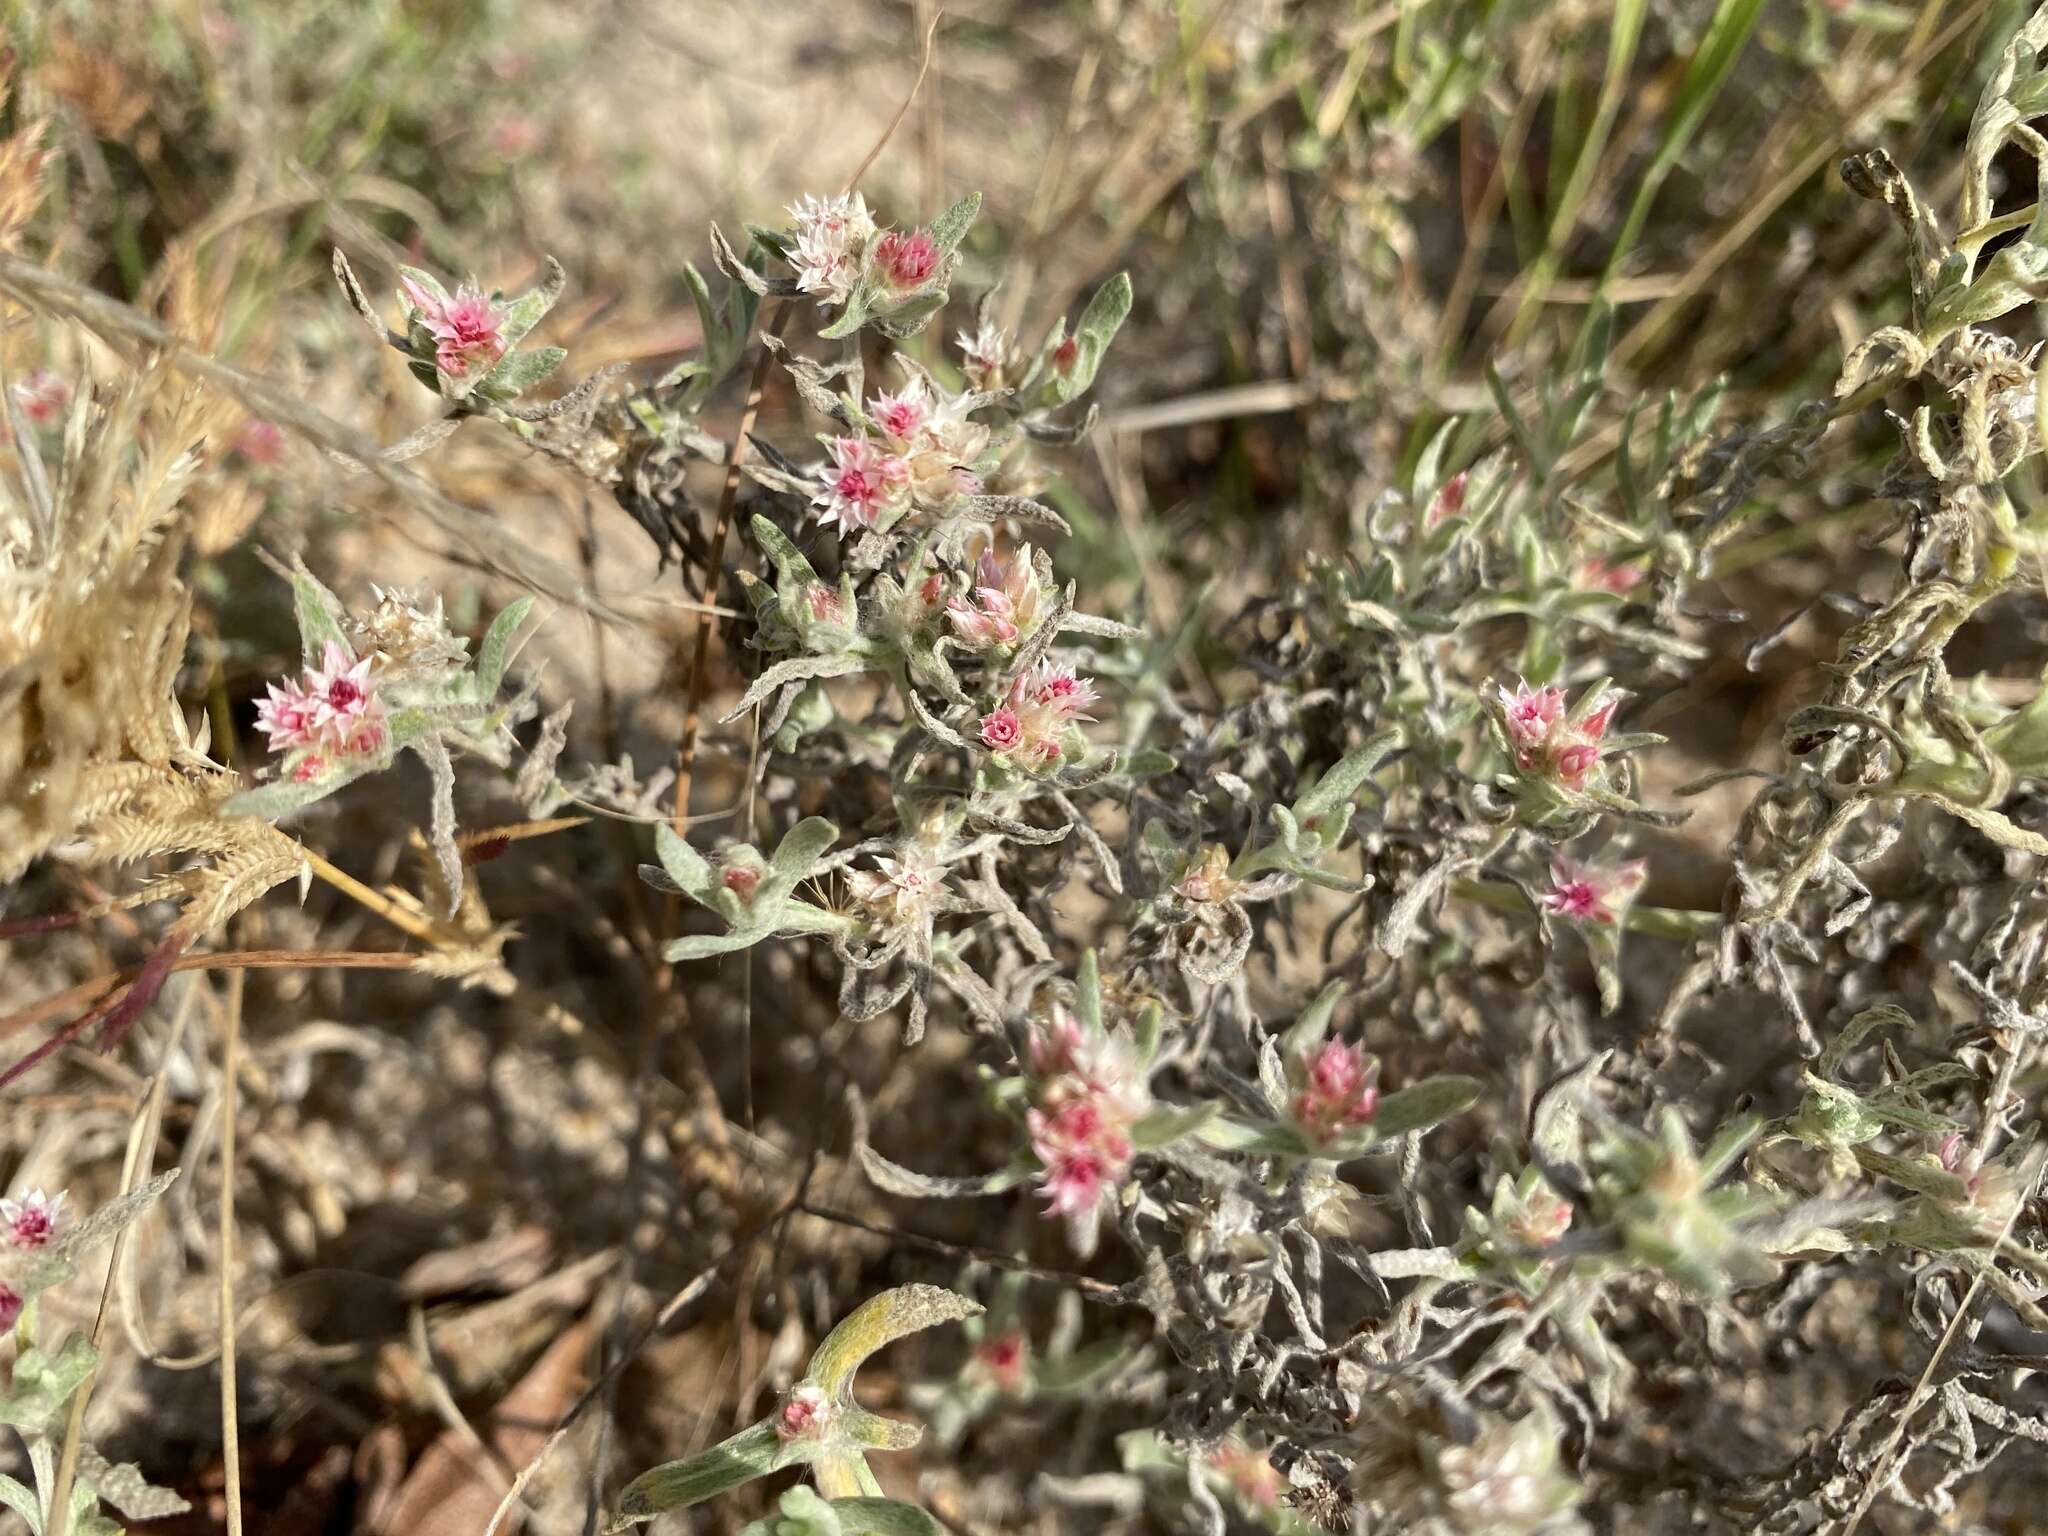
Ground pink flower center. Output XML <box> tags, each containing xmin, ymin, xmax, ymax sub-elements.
<box><xmin>722</xmin><ymin>866</ymin><xmax>760</xmax><ymax>901</ymax></box>
<box><xmin>10</xmin><ymin>1209</ymin><xmax>52</xmax><ymax>1248</ymax></box>
<box><xmin>877</xmin><ymin>230</ymin><xmax>939</xmax><ymax>287</ymax></box>
<box><xmin>1548</xmin><ymin>880</ymin><xmax>1601</xmax><ymax>920</ymax></box>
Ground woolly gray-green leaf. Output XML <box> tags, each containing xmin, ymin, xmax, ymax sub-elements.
<box><xmin>1366</xmin><ymin>1076</ymin><xmax>1482</xmax><ymax>1142</ymax></box>
<box><xmin>804</xmin><ymin>1284</ymin><xmax>982</xmax><ymax>1395</ymax></box>
<box><xmin>610</xmin><ymin>1420</ymin><xmax>783</xmax><ymax>1527</ymax></box>
<box><xmin>474</xmin><ymin>596</ymin><xmax>535</xmax><ymax>696</ymax></box>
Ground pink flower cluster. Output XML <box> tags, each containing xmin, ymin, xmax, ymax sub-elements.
<box><xmin>979</xmin><ymin>662</ymin><xmax>1099</xmax><ymax>772</ymax></box>
<box><xmin>1291</xmin><ymin>1039</ymin><xmax>1380</xmax><ymax>1145</ymax></box>
<box><xmin>13</xmin><ymin>369</ymin><xmax>69</xmax><ymax>426</ymax></box>
<box><xmin>813</xmin><ymin>434</ymin><xmax>908</xmax><ymax>535</ymax></box>
<box><xmin>1539</xmin><ymin>855</ymin><xmax>1646</xmax><ymax>925</ymax></box>
<box><xmin>401</xmin><ymin>276</ymin><xmax>507</xmax><ymax>379</ymax></box>
<box><xmin>1025</xmin><ymin>1009</ymin><xmax>1148</xmax><ymax>1230</ymax></box>
<box><xmin>1497</xmin><ymin>679</ymin><xmax>1616</xmax><ymax>791</ymax></box>
<box><xmin>787</xmin><ymin>192</ymin><xmax>878</xmax><ymax>307</ymax></box>
<box><xmin>0</xmin><ymin>1188</ymin><xmax>66</xmax><ymax>1332</ymax></box>
<box><xmin>947</xmin><ymin>543</ymin><xmax>1044</xmax><ymax>649</ymax></box>
<box><xmin>874</xmin><ymin>228</ymin><xmax>939</xmax><ymax>288</ymax></box>
<box><xmin>255</xmin><ymin>640</ymin><xmax>388</xmax><ymax>776</ymax></box>
<box><xmin>234</xmin><ymin>418</ymin><xmax>285</xmax><ymax>465</ymax></box>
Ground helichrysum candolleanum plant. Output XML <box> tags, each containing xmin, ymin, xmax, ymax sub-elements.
<box><xmin>26</xmin><ymin>10</ymin><xmax>2048</xmax><ymax>1523</ymax></box>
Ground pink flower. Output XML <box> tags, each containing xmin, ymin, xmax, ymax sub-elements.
<box><xmin>402</xmin><ymin>276</ymin><xmax>507</xmax><ymax>379</ymax></box>
<box><xmin>1013</xmin><ymin>662</ymin><xmax>1098</xmax><ymax>721</ymax></box>
<box><xmin>1496</xmin><ymin>678</ymin><xmax>1617</xmax><ymax>790</ymax></box>
<box><xmin>14</xmin><ymin>369</ymin><xmax>69</xmax><ymax>426</ymax></box>
<box><xmin>1292</xmin><ymin>1039</ymin><xmax>1380</xmax><ymax>1144</ymax></box>
<box><xmin>721</xmin><ymin>865</ymin><xmax>761</xmax><ymax>903</ymax></box>
<box><xmin>1501</xmin><ymin>680</ymin><xmax>1565</xmax><ymax>755</ymax></box>
<box><xmin>1051</xmin><ymin>335</ymin><xmax>1079</xmax><ymax>375</ymax></box>
<box><xmin>974</xmin><ymin>1331</ymin><xmax>1030</xmax><ymax>1394</ymax></box>
<box><xmin>304</xmin><ymin>640</ymin><xmax>387</xmax><ymax>754</ymax></box>
<box><xmin>1029</xmin><ymin>1008</ymin><xmax>1086</xmax><ymax>1077</ymax></box>
<box><xmin>869</xmin><ymin>382</ymin><xmax>928</xmax><ymax>444</ymax></box>
<box><xmin>1427</xmin><ymin>471</ymin><xmax>1467</xmax><ymax>527</ymax></box>
<box><xmin>874</xmin><ymin>228</ymin><xmax>939</xmax><ymax>288</ymax></box>
<box><xmin>787</xmin><ymin>192</ymin><xmax>877</xmax><ymax>307</ymax></box>
<box><xmin>255</xmin><ymin>678</ymin><xmax>321</xmax><ymax>754</ymax></box>
<box><xmin>0</xmin><ymin>1285</ymin><xmax>20</xmax><ymax>1334</ymax></box>
<box><xmin>947</xmin><ymin>544</ymin><xmax>1044</xmax><ymax>649</ymax></box>
<box><xmin>776</xmin><ymin>1384</ymin><xmax>830</xmax><ymax>1441</ymax></box>
<box><xmin>1539</xmin><ymin>855</ymin><xmax>1646</xmax><ymax>925</ymax></box>
<box><xmin>979</xmin><ymin>706</ymin><xmax>1025</xmax><ymax>753</ymax></box>
<box><xmin>291</xmin><ymin>755</ymin><xmax>328</xmax><ymax>783</ymax></box>
<box><xmin>1554</xmin><ymin>743</ymin><xmax>1600</xmax><ymax>789</ymax></box>
<box><xmin>234</xmin><ymin>418</ymin><xmax>285</xmax><ymax>465</ymax></box>
<box><xmin>813</xmin><ymin>435</ymin><xmax>907</xmax><ymax>536</ymax></box>
<box><xmin>487</xmin><ymin>112</ymin><xmax>543</xmax><ymax>159</ymax></box>
<box><xmin>1029</xmin><ymin>1099</ymin><xmax>1134</xmax><ymax>1217</ymax></box>
<box><xmin>2</xmin><ymin>1188</ymin><xmax>66</xmax><ymax>1250</ymax></box>
<box><xmin>1581</xmin><ymin>557</ymin><xmax>1642</xmax><ymax>594</ymax></box>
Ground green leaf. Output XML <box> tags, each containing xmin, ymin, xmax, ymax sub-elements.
<box><xmin>1195</xmin><ymin>1118</ymin><xmax>1315</xmax><ymax>1157</ymax></box>
<box><xmin>751</xmin><ymin>514</ymin><xmax>822</xmax><ymax>590</ymax></box>
<box><xmin>481</xmin><ymin>344</ymin><xmax>567</xmax><ymax>398</ymax></box>
<box><xmin>813</xmin><ymin>1450</ymin><xmax>883</xmax><ymax>1500</ymax></box>
<box><xmin>1049</xmin><ymin>271</ymin><xmax>1131</xmax><ymax>405</ymax></box>
<box><xmin>495</xmin><ymin>257</ymin><xmax>567</xmax><ymax>352</ymax></box>
<box><xmin>610</xmin><ymin>1421</ymin><xmax>784</xmax><ymax>1528</ymax></box>
<box><xmin>0</xmin><ymin>1333</ymin><xmax>99</xmax><ymax>1431</ymax></box>
<box><xmin>1368</xmin><ymin>1076</ymin><xmax>1482</xmax><ymax>1141</ymax></box>
<box><xmin>0</xmin><ymin>1473</ymin><xmax>39</xmax><ymax>1536</ymax></box>
<box><xmin>840</xmin><ymin>1405</ymin><xmax>923</xmax><ymax>1452</ymax></box>
<box><xmin>1280</xmin><ymin>980</ymin><xmax>1346</xmax><ymax>1063</ymax></box>
<box><xmin>828</xmin><ymin>1498</ymin><xmax>946</xmax><ymax>1536</ymax></box>
<box><xmin>1293</xmin><ymin>732</ymin><xmax>1399</xmax><ymax>825</ymax></box>
<box><xmin>1853</xmin><ymin>1146</ymin><xmax>1970</xmax><ymax>1201</ymax></box>
<box><xmin>1073</xmin><ymin>949</ymin><xmax>1104</xmax><ymax>1035</ymax></box>
<box><xmin>662</xmin><ymin>930</ymin><xmax>765</xmax><ymax>964</ymax></box>
<box><xmin>769</xmin><ymin>817</ymin><xmax>841</xmax><ymax>890</ymax></box>
<box><xmin>926</xmin><ymin>191</ymin><xmax>983</xmax><ymax>254</ymax></box>
<box><xmin>474</xmin><ymin>596</ymin><xmax>535</xmax><ymax>696</ymax></box>
<box><xmin>220</xmin><ymin>773</ymin><xmax>348</xmax><ymax>820</ymax></box>
<box><xmin>1031</xmin><ymin>1340</ymin><xmax>1131</xmax><ymax>1395</ymax></box>
<box><xmin>804</xmin><ymin>1284</ymin><xmax>981</xmax><ymax>1395</ymax></box>
<box><xmin>818</xmin><ymin>295</ymin><xmax>871</xmax><ymax>339</ymax></box>
<box><xmin>290</xmin><ymin>564</ymin><xmax>350</xmax><ymax>665</ymax></box>
<box><xmin>653</xmin><ymin>821</ymin><xmax>715</xmax><ymax>899</ymax></box>
<box><xmin>1131</xmin><ymin>1102</ymin><xmax>1219</xmax><ymax>1149</ymax></box>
